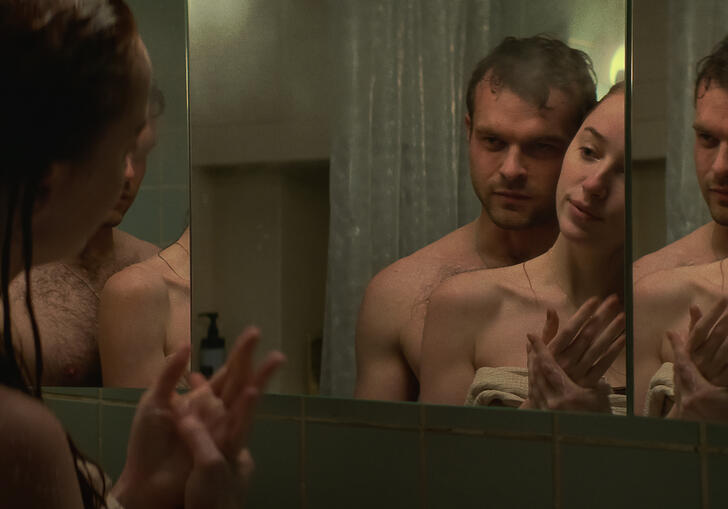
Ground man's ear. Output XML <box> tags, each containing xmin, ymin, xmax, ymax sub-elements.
<box><xmin>465</xmin><ymin>113</ymin><xmax>472</xmax><ymax>141</ymax></box>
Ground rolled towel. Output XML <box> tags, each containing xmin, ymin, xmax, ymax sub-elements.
<box><xmin>644</xmin><ymin>362</ymin><xmax>674</xmax><ymax>417</ymax></box>
<box><xmin>466</xmin><ymin>366</ymin><xmax>626</xmax><ymax>415</ymax></box>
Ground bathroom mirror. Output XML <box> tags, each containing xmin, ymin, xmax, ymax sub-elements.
<box><xmin>189</xmin><ymin>0</ymin><xmax>626</xmax><ymax>398</ymax></box>
<box><xmin>632</xmin><ymin>0</ymin><xmax>728</xmax><ymax>418</ymax></box>
<box><xmin>22</xmin><ymin>0</ymin><xmax>190</xmax><ymax>388</ymax></box>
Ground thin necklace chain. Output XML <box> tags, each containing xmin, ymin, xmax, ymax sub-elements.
<box><xmin>523</xmin><ymin>260</ymin><xmax>626</xmax><ymax>380</ymax></box>
<box><xmin>158</xmin><ymin>243</ymin><xmax>189</xmax><ymax>282</ymax></box>
<box><xmin>175</xmin><ymin>241</ymin><xmax>190</xmax><ymax>256</ymax></box>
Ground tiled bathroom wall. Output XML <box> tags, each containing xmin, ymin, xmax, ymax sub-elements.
<box><xmin>118</xmin><ymin>0</ymin><xmax>190</xmax><ymax>247</ymax></box>
<box><xmin>45</xmin><ymin>388</ymin><xmax>728</xmax><ymax>509</ymax></box>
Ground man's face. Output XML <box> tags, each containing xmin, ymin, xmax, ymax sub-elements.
<box><xmin>466</xmin><ymin>81</ymin><xmax>577</xmax><ymax>230</ymax></box>
<box><xmin>104</xmin><ymin>114</ymin><xmax>158</xmax><ymax>227</ymax></box>
<box><xmin>694</xmin><ymin>83</ymin><xmax>728</xmax><ymax>225</ymax></box>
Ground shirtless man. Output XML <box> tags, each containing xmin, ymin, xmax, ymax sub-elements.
<box><xmin>354</xmin><ymin>35</ymin><xmax>597</xmax><ymax>401</ymax></box>
<box><xmin>8</xmin><ymin>86</ymin><xmax>164</xmax><ymax>386</ymax></box>
<box><xmin>634</xmin><ymin>37</ymin><xmax>728</xmax><ymax>415</ymax></box>
<box><xmin>633</xmin><ymin>36</ymin><xmax>728</xmax><ymax>281</ymax></box>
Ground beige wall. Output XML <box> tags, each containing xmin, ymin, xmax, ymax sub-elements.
<box><xmin>191</xmin><ymin>162</ymin><xmax>329</xmax><ymax>394</ymax></box>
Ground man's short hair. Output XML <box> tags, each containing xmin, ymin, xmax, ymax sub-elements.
<box><xmin>466</xmin><ymin>35</ymin><xmax>597</xmax><ymax>133</ymax></box>
<box><xmin>695</xmin><ymin>35</ymin><xmax>728</xmax><ymax>102</ymax></box>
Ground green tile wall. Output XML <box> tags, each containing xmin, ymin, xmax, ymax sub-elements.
<box><xmin>119</xmin><ymin>0</ymin><xmax>189</xmax><ymax>247</ymax></box>
<box><xmin>45</xmin><ymin>391</ymin><xmax>728</xmax><ymax>509</ymax></box>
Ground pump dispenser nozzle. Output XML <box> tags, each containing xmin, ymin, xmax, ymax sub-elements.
<box><xmin>199</xmin><ymin>312</ymin><xmax>225</xmax><ymax>378</ymax></box>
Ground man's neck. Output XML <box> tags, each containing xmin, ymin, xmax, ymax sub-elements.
<box><xmin>711</xmin><ymin>221</ymin><xmax>728</xmax><ymax>260</ymax></box>
<box><xmin>474</xmin><ymin>211</ymin><xmax>559</xmax><ymax>267</ymax></box>
<box><xmin>74</xmin><ymin>226</ymin><xmax>115</xmax><ymax>267</ymax></box>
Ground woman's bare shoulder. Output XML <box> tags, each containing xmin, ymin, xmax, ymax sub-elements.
<box><xmin>102</xmin><ymin>258</ymin><xmax>168</xmax><ymax>303</ymax></box>
<box><xmin>0</xmin><ymin>386</ymin><xmax>83</xmax><ymax>508</ymax></box>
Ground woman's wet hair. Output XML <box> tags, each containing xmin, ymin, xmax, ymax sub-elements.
<box><xmin>0</xmin><ymin>1</ymin><xmax>140</xmax><ymax>507</ymax></box>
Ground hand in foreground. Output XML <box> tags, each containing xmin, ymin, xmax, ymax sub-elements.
<box><xmin>667</xmin><ymin>326</ymin><xmax>728</xmax><ymax>422</ymax></box>
<box><xmin>112</xmin><ymin>328</ymin><xmax>285</xmax><ymax>509</ymax></box>
<box><xmin>526</xmin><ymin>330</ymin><xmax>614</xmax><ymax>413</ymax></box>
<box><xmin>680</xmin><ymin>298</ymin><xmax>728</xmax><ymax>386</ymax></box>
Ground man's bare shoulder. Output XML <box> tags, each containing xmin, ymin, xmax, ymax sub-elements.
<box><xmin>633</xmin><ymin>223</ymin><xmax>714</xmax><ymax>281</ymax></box>
<box><xmin>367</xmin><ymin>223</ymin><xmax>480</xmax><ymax>303</ymax></box>
<box><xmin>114</xmin><ymin>228</ymin><xmax>160</xmax><ymax>262</ymax></box>
<box><xmin>427</xmin><ymin>264</ymin><xmax>515</xmax><ymax>318</ymax></box>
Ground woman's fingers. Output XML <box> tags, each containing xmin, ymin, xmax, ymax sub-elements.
<box><xmin>149</xmin><ymin>345</ymin><xmax>190</xmax><ymax>403</ymax></box>
<box><xmin>584</xmin><ymin>332</ymin><xmax>625</xmax><ymax>387</ymax></box>
<box><xmin>549</xmin><ymin>297</ymin><xmax>601</xmax><ymax>354</ymax></box>
<box><xmin>176</xmin><ymin>412</ymin><xmax>227</xmax><ymax>475</ymax></box>
<box><xmin>223</xmin><ymin>387</ymin><xmax>260</xmax><ymax>458</ymax></box>
<box><xmin>689</xmin><ymin>298</ymin><xmax>728</xmax><ymax>353</ymax></box>
<box><xmin>562</xmin><ymin>296</ymin><xmax>621</xmax><ymax>364</ymax></box>
<box><xmin>694</xmin><ymin>311</ymin><xmax>728</xmax><ymax>377</ymax></box>
<box><xmin>220</xmin><ymin>327</ymin><xmax>261</xmax><ymax>407</ymax></box>
<box><xmin>252</xmin><ymin>351</ymin><xmax>287</xmax><ymax>391</ymax></box>
<box><xmin>573</xmin><ymin>312</ymin><xmax>625</xmax><ymax>382</ymax></box>
<box><xmin>541</xmin><ymin>309</ymin><xmax>559</xmax><ymax>345</ymax></box>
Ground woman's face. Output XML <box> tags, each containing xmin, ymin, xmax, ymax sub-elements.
<box><xmin>555</xmin><ymin>92</ymin><xmax>625</xmax><ymax>250</ymax></box>
<box><xmin>32</xmin><ymin>37</ymin><xmax>151</xmax><ymax>264</ymax></box>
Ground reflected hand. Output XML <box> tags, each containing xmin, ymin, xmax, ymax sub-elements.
<box><xmin>682</xmin><ymin>299</ymin><xmax>728</xmax><ymax>386</ymax></box>
<box><xmin>668</xmin><ymin>329</ymin><xmax>728</xmax><ymax>422</ymax></box>
<box><xmin>526</xmin><ymin>331</ymin><xmax>613</xmax><ymax>413</ymax></box>
<box><xmin>538</xmin><ymin>295</ymin><xmax>625</xmax><ymax>388</ymax></box>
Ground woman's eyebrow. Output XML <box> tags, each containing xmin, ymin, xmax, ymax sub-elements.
<box><xmin>583</xmin><ymin>126</ymin><xmax>605</xmax><ymax>142</ymax></box>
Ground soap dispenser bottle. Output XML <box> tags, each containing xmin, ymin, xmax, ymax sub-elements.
<box><xmin>199</xmin><ymin>312</ymin><xmax>225</xmax><ymax>378</ymax></box>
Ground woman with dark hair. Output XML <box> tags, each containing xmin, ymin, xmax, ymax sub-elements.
<box><xmin>419</xmin><ymin>82</ymin><xmax>626</xmax><ymax>412</ymax></box>
<box><xmin>0</xmin><ymin>1</ymin><xmax>282</xmax><ymax>507</ymax></box>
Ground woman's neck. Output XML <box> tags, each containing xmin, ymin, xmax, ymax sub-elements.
<box><xmin>538</xmin><ymin>235</ymin><xmax>624</xmax><ymax>306</ymax></box>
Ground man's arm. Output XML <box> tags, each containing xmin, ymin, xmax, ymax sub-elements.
<box><xmin>419</xmin><ymin>279</ymin><xmax>479</xmax><ymax>405</ymax></box>
<box><xmin>98</xmin><ymin>266</ymin><xmax>170</xmax><ymax>387</ymax></box>
<box><xmin>354</xmin><ymin>270</ymin><xmax>418</xmax><ymax>401</ymax></box>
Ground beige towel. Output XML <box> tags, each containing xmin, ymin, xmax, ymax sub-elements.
<box><xmin>466</xmin><ymin>366</ymin><xmax>626</xmax><ymax>415</ymax></box>
<box><xmin>644</xmin><ymin>362</ymin><xmax>674</xmax><ymax>417</ymax></box>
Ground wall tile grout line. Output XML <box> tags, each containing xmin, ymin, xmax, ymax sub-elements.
<box><xmin>300</xmin><ymin>397</ymin><xmax>307</xmax><ymax>509</ymax></box>
<box><xmin>700</xmin><ymin>423</ymin><xmax>709</xmax><ymax>509</ymax></box>
<box><xmin>553</xmin><ymin>414</ymin><xmax>561</xmax><ymax>509</ymax></box>
<box><xmin>419</xmin><ymin>405</ymin><xmax>427</xmax><ymax>509</ymax></box>
<box><xmin>255</xmin><ymin>412</ymin><xmax>723</xmax><ymax>453</ymax></box>
<box><xmin>97</xmin><ymin>393</ymin><xmax>103</xmax><ymax>466</ymax></box>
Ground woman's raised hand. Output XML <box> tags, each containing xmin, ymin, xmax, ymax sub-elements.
<box><xmin>114</xmin><ymin>328</ymin><xmax>285</xmax><ymax>509</ymax></box>
<box><xmin>681</xmin><ymin>299</ymin><xmax>728</xmax><ymax>387</ymax></box>
<box><xmin>667</xmin><ymin>327</ymin><xmax>728</xmax><ymax>422</ymax></box>
<box><xmin>540</xmin><ymin>295</ymin><xmax>625</xmax><ymax>388</ymax></box>
<box><xmin>524</xmin><ymin>296</ymin><xmax>625</xmax><ymax>413</ymax></box>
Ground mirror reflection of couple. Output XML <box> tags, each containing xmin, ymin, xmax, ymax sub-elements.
<box><xmin>356</xmin><ymin>35</ymin><xmax>627</xmax><ymax>414</ymax></box>
<box><xmin>356</xmin><ymin>32</ymin><xmax>728</xmax><ymax>423</ymax></box>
